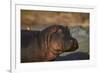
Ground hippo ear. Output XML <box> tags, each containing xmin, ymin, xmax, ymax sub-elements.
<box><xmin>65</xmin><ymin>26</ymin><xmax>70</xmax><ymax>31</ymax></box>
<box><xmin>65</xmin><ymin>26</ymin><xmax>71</xmax><ymax>36</ymax></box>
<box><xmin>65</xmin><ymin>26</ymin><xmax>68</xmax><ymax>29</ymax></box>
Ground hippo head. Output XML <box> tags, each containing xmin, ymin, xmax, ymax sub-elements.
<box><xmin>40</xmin><ymin>25</ymin><xmax>79</xmax><ymax>61</ymax></box>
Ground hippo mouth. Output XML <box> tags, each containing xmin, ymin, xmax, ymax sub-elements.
<box><xmin>64</xmin><ymin>38</ymin><xmax>79</xmax><ymax>52</ymax></box>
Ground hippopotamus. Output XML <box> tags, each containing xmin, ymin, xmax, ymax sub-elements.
<box><xmin>21</xmin><ymin>25</ymin><xmax>79</xmax><ymax>63</ymax></box>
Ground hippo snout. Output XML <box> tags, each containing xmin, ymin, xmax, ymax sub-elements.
<box><xmin>70</xmin><ymin>38</ymin><xmax>79</xmax><ymax>51</ymax></box>
<box><xmin>64</xmin><ymin>37</ymin><xmax>79</xmax><ymax>52</ymax></box>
